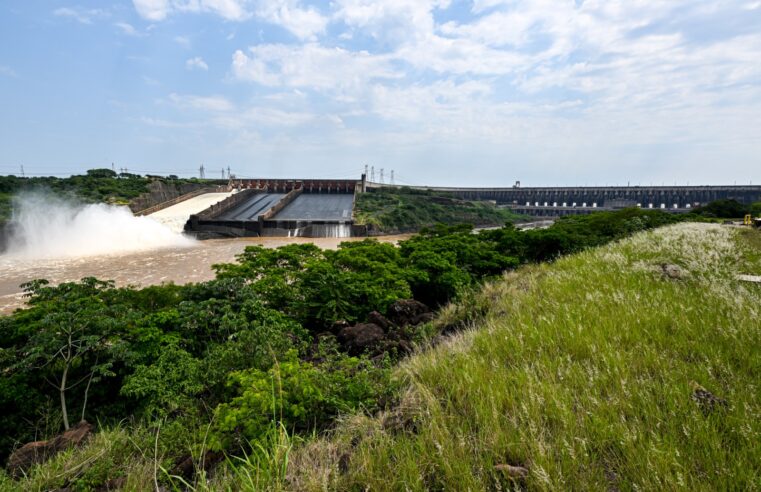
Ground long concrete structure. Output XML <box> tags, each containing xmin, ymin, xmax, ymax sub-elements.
<box><xmin>176</xmin><ymin>176</ymin><xmax>761</xmax><ymax>236</ymax></box>
<box><xmin>367</xmin><ymin>182</ymin><xmax>761</xmax><ymax>215</ymax></box>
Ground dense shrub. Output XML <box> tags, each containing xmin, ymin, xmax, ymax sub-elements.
<box><xmin>211</xmin><ymin>346</ymin><xmax>395</xmax><ymax>450</ymax></box>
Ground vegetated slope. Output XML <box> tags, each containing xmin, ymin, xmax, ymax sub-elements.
<box><xmin>287</xmin><ymin>224</ymin><xmax>761</xmax><ymax>490</ymax></box>
<box><xmin>354</xmin><ymin>187</ymin><xmax>525</xmax><ymax>232</ymax></box>
<box><xmin>2</xmin><ymin>216</ymin><xmax>754</xmax><ymax>491</ymax></box>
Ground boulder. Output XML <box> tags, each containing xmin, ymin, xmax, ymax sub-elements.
<box><xmin>338</xmin><ymin>323</ymin><xmax>385</xmax><ymax>355</ymax></box>
<box><xmin>367</xmin><ymin>311</ymin><xmax>393</xmax><ymax>331</ymax></box>
<box><xmin>386</xmin><ymin>300</ymin><xmax>431</xmax><ymax>327</ymax></box>
<box><xmin>661</xmin><ymin>263</ymin><xmax>683</xmax><ymax>280</ymax></box>
<box><xmin>494</xmin><ymin>463</ymin><xmax>529</xmax><ymax>480</ymax></box>
<box><xmin>7</xmin><ymin>421</ymin><xmax>94</xmax><ymax>477</ymax></box>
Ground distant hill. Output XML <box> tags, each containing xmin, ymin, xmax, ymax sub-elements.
<box><xmin>355</xmin><ymin>186</ymin><xmax>527</xmax><ymax>232</ymax></box>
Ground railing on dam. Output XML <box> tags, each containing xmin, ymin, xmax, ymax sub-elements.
<box><xmin>233</xmin><ymin>178</ymin><xmax>361</xmax><ymax>194</ymax></box>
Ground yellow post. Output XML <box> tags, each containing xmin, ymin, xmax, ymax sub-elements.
<box><xmin>744</xmin><ymin>214</ymin><xmax>752</xmax><ymax>226</ymax></box>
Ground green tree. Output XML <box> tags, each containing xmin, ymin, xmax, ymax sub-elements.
<box><xmin>11</xmin><ymin>278</ymin><xmax>125</xmax><ymax>430</ymax></box>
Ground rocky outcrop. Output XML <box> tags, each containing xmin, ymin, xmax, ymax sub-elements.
<box><xmin>338</xmin><ymin>323</ymin><xmax>386</xmax><ymax>356</ymax></box>
<box><xmin>386</xmin><ymin>299</ymin><xmax>432</xmax><ymax>327</ymax></box>
<box><xmin>335</xmin><ymin>300</ymin><xmax>433</xmax><ymax>358</ymax></box>
<box><xmin>7</xmin><ymin>421</ymin><xmax>94</xmax><ymax>477</ymax></box>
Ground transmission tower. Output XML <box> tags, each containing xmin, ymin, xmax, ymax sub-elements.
<box><xmin>390</xmin><ymin>170</ymin><xmax>395</xmax><ymax>185</ymax></box>
<box><xmin>380</xmin><ymin>168</ymin><xmax>384</xmax><ymax>184</ymax></box>
<box><xmin>364</xmin><ymin>164</ymin><xmax>368</xmax><ymax>178</ymax></box>
<box><xmin>20</xmin><ymin>165</ymin><xmax>25</xmax><ymax>177</ymax></box>
<box><xmin>227</xmin><ymin>165</ymin><xmax>231</xmax><ymax>179</ymax></box>
<box><xmin>370</xmin><ymin>166</ymin><xmax>375</xmax><ymax>182</ymax></box>
<box><xmin>199</xmin><ymin>164</ymin><xmax>205</xmax><ymax>179</ymax></box>
<box><xmin>221</xmin><ymin>168</ymin><xmax>225</xmax><ymax>179</ymax></box>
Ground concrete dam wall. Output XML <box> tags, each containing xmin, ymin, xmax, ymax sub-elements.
<box><xmin>367</xmin><ymin>183</ymin><xmax>761</xmax><ymax>217</ymax></box>
<box><xmin>185</xmin><ymin>188</ymin><xmax>356</xmax><ymax>238</ymax></box>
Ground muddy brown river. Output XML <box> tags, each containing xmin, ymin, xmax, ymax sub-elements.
<box><xmin>0</xmin><ymin>235</ymin><xmax>410</xmax><ymax>315</ymax></box>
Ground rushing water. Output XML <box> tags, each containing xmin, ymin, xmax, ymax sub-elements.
<box><xmin>0</xmin><ymin>235</ymin><xmax>410</xmax><ymax>314</ymax></box>
<box><xmin>4</xmin><ymin>192</ymin><xmax>195</xmax><ymax>258</ymax></box>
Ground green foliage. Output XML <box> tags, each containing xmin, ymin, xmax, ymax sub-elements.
<box><xmin>354</xmin><ymin>186</ymin><xmax>524</xmax><ymax>232</ymax></box>
<box><xmin>120</xmin><ymin>345</ymin><xmax>205</xmax><ymax>418</ymax></box>
<box><xmin>692</xmin><ymin>198</ymin><xmax>750</xmax><ymax>218</ymax></box>
<box><xmin>211</xmin><ymin>347</ymin><xmax>395</xmax><ymax>451</ymax></box>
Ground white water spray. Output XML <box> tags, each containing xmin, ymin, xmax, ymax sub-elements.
<box><xmin>2</xmin><ymin>192</ymin><xmax>194</xmax><ymax>259</ymax></box>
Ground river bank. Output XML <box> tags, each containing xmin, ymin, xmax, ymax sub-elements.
<box><xmin>0</xmin><ymin>235</ymin><xmax>411</xmax><ymax>314</ymax></box>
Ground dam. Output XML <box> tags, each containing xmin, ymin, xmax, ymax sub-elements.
<box><xmin>135</xmin><ymin>176</ymin><xmax>761</xmax><ymax>238</ymax></box>
<box><xmin>180</xmin><ymin>179</ymin><xmax>360</xmax><ymax>238</ymax></box>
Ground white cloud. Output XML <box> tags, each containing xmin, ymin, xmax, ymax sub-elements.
<box><xmin>255</xmin><ymin>1</ymin><xmax>328</xmax><ymax>40</ymax></box>
<box><xmin>53</xmin><ymin>6</ymin><xmax>108</xmax><ymax>24</ymax></box>
<box><xmin>174</xmin><ymin>35</ymin><xmax>191</xmax><ymax>47</ymax></box>
<box><xmin>232</xmin><ymin>44</ymin><xmax>400</xmax><ymax>95</ymax></box>
<box><xmin>333</xmin><ymin>0</ymin><xmax>450</xmax><ymax>43</ymax></box>
<box><xmin>186</xmin><ymin>56</ymin><xmax>209</xmax><ymax>71</ymax></box>
<box><xmin>132</xmin><ymin>0</ymin><xmax>327</xmax><ymax>39</ymax></box>
<box><xmin>167</xmin><ymin>93</ymin><xmax>233</xmax><ymax>112</ymax></box>
<box><xmin>131</xmin><ymin>0</ymin><xmax>171</xmax><ymax>21</ymax></box>
<box><xmin>115</xmin><ymin>22</ymin><xmax>144</xmax><ymax>37</ymax></box>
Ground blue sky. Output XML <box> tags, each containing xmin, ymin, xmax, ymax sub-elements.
<box><xmin>0</xmin><ymin>0</ymin><xmax>759</xmax><ymax>186</ymax></box>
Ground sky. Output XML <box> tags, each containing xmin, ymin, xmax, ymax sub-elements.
<box><xmin>0</xmin><ymin>0</ymin><xmax>760</xmax><ymax>186</ymax></box>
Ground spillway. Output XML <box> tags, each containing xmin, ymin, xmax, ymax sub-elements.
<box><xmin>149</xmin><ymin>192</ymin><xmax>233</xmax><ymax>233</ymax></box>
<box><xmin>215</xmin><ymin>193</ymin><xmax>285</xmax><ymax>221</ymax></box>
<box><xmin>273</xmin><ymin>194</ymin><xmax>354</xmax><ymax>221</ymax></box>
<box><xmin>183</xmin><ymin>178</ymin><xmax>361</xmax><ymax>239</ymax></box>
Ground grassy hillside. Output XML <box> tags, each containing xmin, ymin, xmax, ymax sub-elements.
<box><xmin>355</xmin><ymin>187</ymin><xmax>525</xmax><ymax>232</ymax></box>
<box><xmin>284</xmin><ymin>223</ymin><xmax>761</xmax><ymax>490</ymax></box>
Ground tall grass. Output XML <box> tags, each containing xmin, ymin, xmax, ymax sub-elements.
<box><xmin>285</xmin><ymin>223</ymin><xmax>761</xmax><ymax>490</ymax></box>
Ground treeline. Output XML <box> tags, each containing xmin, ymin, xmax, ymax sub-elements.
<box><xmin>691</xmin><ymin>199</ymin><xmax>761</xmax><ymax>218</ymax></box>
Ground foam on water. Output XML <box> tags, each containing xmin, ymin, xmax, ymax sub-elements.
<box><xmin>2</xmin><ymin>192</ymin><xmax>195</xmax><ymax>259</ymax></box>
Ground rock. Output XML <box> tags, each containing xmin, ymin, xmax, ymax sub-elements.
<box><xmin>338</xmin><ymin>323</ymin><xmax>385</xmax><ymax>355</ymax></box>
<box><xmin>494</xmin><ymin>464</ymin><xmax>529</xmax><ymax>480</ymax></box>
<box><xmin>691</xmin><ymin>381</ymin><xmax>728</xmax><ymax>414</ymax></box>
<box><xmin>7</xmin><ymin>421</ymin><xmax>94</xmax><ymax>477</ymax></box>
<box><xmin>330</xmin><ymin>320</ymin><xmax>351</xmax><ymax>335</ymax></box>
<box><xmin>661</xmin><ymin>263</ymin><xmax>683</xmax><ymax>280</ymax></box>
<box><xmin>367</xmin><ymin>311</ymin><xmax>393</xmax><ymax>331</ymax></box>
<box><xmin>386</xmin><ymin>299</ymin><xmax>431</xmax><ymax>327</ymax></box>
<box><xmin>411</xmin><ymin>312</ymin><xmax>435</xmax><ymax>326</ymax></box>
